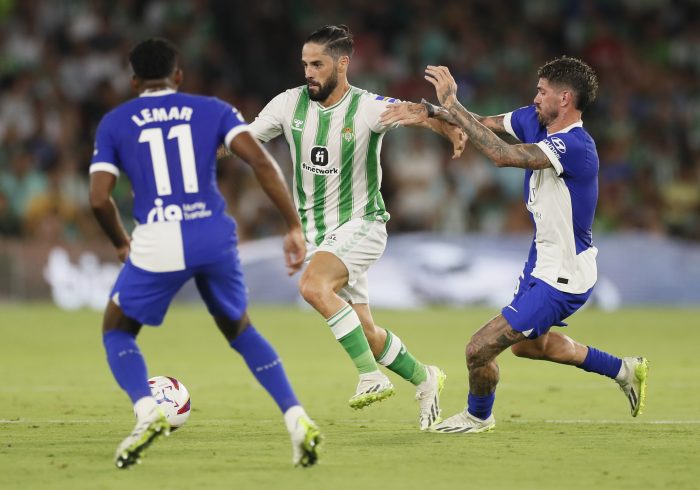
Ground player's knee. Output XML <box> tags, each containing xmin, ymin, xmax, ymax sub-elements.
<box><xmin>299</xmin><ymin>275</ymin><xmax>328</xmax><ymax>307</ymax></box>
<box><xmin>102</xmin><ymin>301</ymin><xmax>141</xmax><ymax>335</ymax></box>
<box><xmin>214</xmin><ymin>315</ymin><xmax>249</xmax><ymax>342</ymax></box>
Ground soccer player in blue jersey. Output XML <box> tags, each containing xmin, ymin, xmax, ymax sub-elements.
<box><xmin>381</xmin><ymin>57</ymin><xmax>648</xmax><ymax>433</ymax></box>
<box><xmin>89</xmin><ymin>38</ymin><xmax>321</xmax><ymax>467</ymax></box>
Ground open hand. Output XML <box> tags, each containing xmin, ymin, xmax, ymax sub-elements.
<box><xmin>425</xmin><ymin>65</ymin><xmax>458</xmax><ymax>108</ymax></box>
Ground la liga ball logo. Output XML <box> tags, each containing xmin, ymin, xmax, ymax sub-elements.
<box><xmin>148</xmin><ymin>376</ymin><xmax>191</xmax><ymax>429</ymax></box>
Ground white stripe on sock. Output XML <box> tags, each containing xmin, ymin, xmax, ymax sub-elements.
<box><xmin>327</xmin><ymin>306</ymin><xmax>361</xmax><ymax>340</ymax></box>
<box><xmin>377</xmin><ymin>332</ymin><xmax>403</xmax><ymax>366</ymax></box>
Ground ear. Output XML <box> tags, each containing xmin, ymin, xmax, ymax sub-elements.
<box><xmin>561</xmin><ymin>89</ymin><xmax>574</xmax><ymax>107</ymax></box>
<box><xmin>337</xmin><ymin>55</ymin><xmax>350</xmax><ymax>73</ymax></box>
<box><xmin>174</xmin><ymin>68</ymin><xmax>183</xmax><ymax>86</ymax></box>
<box><xmin>130</xmin><ymin>75</ymin><xmax>139</xmax><ymax>93</ymax></box>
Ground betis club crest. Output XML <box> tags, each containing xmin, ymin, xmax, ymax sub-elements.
<box><xmin>342</xmin><ymin>127</ymin><xmax>354</xmax><ymax>142</ymax></box>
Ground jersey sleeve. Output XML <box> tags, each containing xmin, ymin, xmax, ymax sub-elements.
<box><xmin>535</xmin><ymin>132</ymin><xmax>583</xmax><ymax>177</ymax></box>
<box><xmin>217</xmin><ymin>100</ymin><xmax>249</xmax><ymax>148</ymax></box>
<box><xmin>248</xmin><ymin>91</ymin><xmax>287</xmax><ymax>143</ymax></box>
<box><xmin>362</xmin><ymin>95</ymin><xmax>402</xmax><ymax>133</ymax></box>
<box><xmin>503</xmin><ymin>105</ymin><xmax>534</xmax><ymax>142</ymax></box>
<box><xmin>90</xmin><ymin>115</ymin><xmax>121</xmax><ymax>177</ymax></box>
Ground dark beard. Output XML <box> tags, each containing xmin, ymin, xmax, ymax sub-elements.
<box><xmin>536</xmin><ymin>108</ymin><xmax>556</xmax><ymax>127</ymax></box>
<box><xmin>308</xmin><ymin>70</ymin><xmax>338</xmax><ymax>102</ymax></box>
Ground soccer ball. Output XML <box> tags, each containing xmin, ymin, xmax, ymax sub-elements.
<box><xmin>148</xmin><ymin>376</ymin><xmax>191</xmax><ymax>429</ymax></box>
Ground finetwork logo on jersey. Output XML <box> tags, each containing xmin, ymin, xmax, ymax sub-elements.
<box><xmin>302</xmin><ymin>145</ymin><xmax>338</xmax><ymax>175</ymax></box>
<box><xmin>146</xmin><ymin>198</ymin><xmax>213</xmax><ymax>223</ymax></box>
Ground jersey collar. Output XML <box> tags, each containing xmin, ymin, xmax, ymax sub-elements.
<box><xmin>314</xmin><ymin>85</ymin><xmax>354</xmax><ymax>111</ymax></box>
<box><xmin>548</xmin><ymin>120</ymin><xmax>583</xmax><ymax>136</ymax></box>
<box><xmin>139</xmin><ymin>88</ymin><xmax>177</xmax><ymax>97</ymax></box>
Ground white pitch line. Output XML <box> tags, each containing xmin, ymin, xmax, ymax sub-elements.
<box><xmin>510</xmin><ymin>419</ymin><xmax>700</xmax><ymax>425</ymax></box>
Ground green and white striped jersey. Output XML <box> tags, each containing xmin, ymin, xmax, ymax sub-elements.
<box><xmin>249</xmin><ymin>86</ymin><xmax>397</xmax><ymax>245</ymax></box>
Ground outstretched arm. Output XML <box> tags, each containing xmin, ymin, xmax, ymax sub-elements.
<box><xmin>90</xmin><ymin>172</ymin><xmax>131</xmax><ymax>262</ymax></box>
<box><xmin>424</xmin><ymin>65</ymin><xmax>551</xmax><ymax>170</ymax></box>
<box><xmin>228</xmin><ymin>131</ymin><xmax>306</xmax><ymax>275</ymax></box>
<box><xmin>379</xmin><ymin>101</ymin><xmax>466</xmax><ymax>159</ymax></box>
<box><xmin>382</xmin><ymin>101</ymin><xmax>510</xmax><ymax>136</ymax></box>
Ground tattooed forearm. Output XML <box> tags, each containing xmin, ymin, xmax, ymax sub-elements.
<box><xmin>434</xmin><ymin>106</ymin><xmax>458</xmax><ymax>125</ymax></box>
<box><xmin>472</xmin><ymin>114</ymin><xmax>508</xmax><ymax>134</ymax></box>
<box><xmin>447</xmin><ymin>101</ymin><xmax>551</xmax><ymax>169</ymax></box>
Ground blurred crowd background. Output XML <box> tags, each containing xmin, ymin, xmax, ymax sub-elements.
<box><xmin>1</xmin><ymin>0</ymin><xmax>699</xmax><ymax>246</ymax></box>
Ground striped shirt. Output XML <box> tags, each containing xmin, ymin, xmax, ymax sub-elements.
<box><xmin>249</xmin><ymin>86</ymin><xmax>397</xmax><ymax>245</ymax></box>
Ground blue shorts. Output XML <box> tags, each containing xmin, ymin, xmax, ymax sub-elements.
<box><xmin>501</xmin><ymin>273</ymin><xmax>592</xmax><ymax>339</ymax></box>
<box><xmin>110</xmin><ymin>250</ymin><xmax>247</xmax><ymax>326</ymax></box>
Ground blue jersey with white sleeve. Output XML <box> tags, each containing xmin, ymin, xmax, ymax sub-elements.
<box><xmin>90</xmin><ymin>89</ymin><xmax>249</xmax><ymax>272</ymax></box>
<box><xmin>503</xmin><ymin>105</ymin><xmax>599</xmax><ymax>294</ymax></box>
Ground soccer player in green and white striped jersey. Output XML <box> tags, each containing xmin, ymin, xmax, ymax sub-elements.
<box><xmin>247</xmin><ymin>25</ymin><xmax>465</xmax><ymax>430</ymax></box>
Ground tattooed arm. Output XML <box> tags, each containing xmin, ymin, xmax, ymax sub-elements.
<box><xmin>424</xmin><ymin>65</ymin><xmax>552</xmax><ymax>170</ymax></box>
<box><xmin>381</xmin><ymin>101</ymin><xmax>510</xmax><ymax>135</ymax></box>
<box><xmin>378</xmin><ymin>101</ymin><xmax>466</xmax><ymax>158</ymax></box>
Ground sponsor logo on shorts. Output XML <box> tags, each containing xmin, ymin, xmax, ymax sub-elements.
<box><xmin>323</xmin><ymin>234</ymin><xmax>337</xmax><ymax>246</ymax></box>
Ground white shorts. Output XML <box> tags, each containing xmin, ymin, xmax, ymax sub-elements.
<box><xmin>312</xmin><ymin>218</ymin><xmax>387</xmax><ymax>304</ymax></box>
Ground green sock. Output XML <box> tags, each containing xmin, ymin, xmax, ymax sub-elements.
<box><xmin>327</xmin><ymin>305</ymin><xmax>378</xmax><ymax>375</ymax></box>
<box><xmin>376</xmin><ymin>329</ymin><xmax>427</xmax><ymax>385</ymax></box>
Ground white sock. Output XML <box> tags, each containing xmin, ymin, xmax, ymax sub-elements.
<box><xmin>615</xmin><ymin>359</ymin><xmax>629</xmax><ymax>381</ymax></box>
<box><xmin>133</xmin><ymin>396</ymin><xmax>158</xmax><ymax>421</ymax></box>
<box><xmin>416</xmin><ymin>366</ymin><xmax>433</xmax><ymax>391</ymax></box>
<box><xmin>283</xmin><ymin>405</ymin><xmax>307</xmax><ymax>433</ymax></box>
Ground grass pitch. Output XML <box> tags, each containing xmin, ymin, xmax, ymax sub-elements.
<box><xmin>1</xmin><ymin>304</ymin><xmax>699</xmax><ymax>490</ymax></box>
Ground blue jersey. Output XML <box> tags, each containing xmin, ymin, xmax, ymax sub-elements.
<box><xmin>90</xmin><ymin>89</ymin><xmax>249</xmax><ymax>272</ymax></box>
<box><xmin>504</xmin><ymin>105</ymin><xmax>599</xmax><ymax>294</ymax></box>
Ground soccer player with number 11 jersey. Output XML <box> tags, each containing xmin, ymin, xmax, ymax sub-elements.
<box><xmin>90</xmin><ymin>38</ymin><xmax>320</xmax><ymax>469</ymax></box>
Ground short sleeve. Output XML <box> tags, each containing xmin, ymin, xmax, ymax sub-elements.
<box><xmin>535</xmin><ymin>133</ymin><xmax>582</xmax><ymax>177</ymax></box>
<box><xmin>90</xmin><ymin>116</ymin><xmax>121</xmax><ymax>177</ymax></box>
<box><xmin>218</xmin><ymin>101</ymin><xmax>249</xmax><ymax>148</ymax></box>
<box><xmin>363</xmin><ymin>95</ymin><xmax>401</xmax><ymax>133</ymax></box>
<box><xmin>503</xmin><ymin>106</ymin><xmax>533</xmax><ymax>142</ymax></box>
<box><xmin>248</xmin><ymin>91</ymin><xmax>287</xmax><ymax>143</ymax></box>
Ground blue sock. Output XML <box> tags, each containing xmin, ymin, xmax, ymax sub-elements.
<box><xmin>230</xmin><ymin>326</ymin><xmax>300</xmax><ymax>413</ymax></box>
<box><xmin>577</xmin><ymin>346</ymin><xmax>622</xmax><ymax>379</ymax></box>
<box><xmin>103</xmin><ymin>330</ymin><xmax>152</xmax><ymax>404</ymax></box>
<box><xmin>467</xmin><ymin>392</ymin><xmax>496</xmax><ymax>420</ymax></box>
